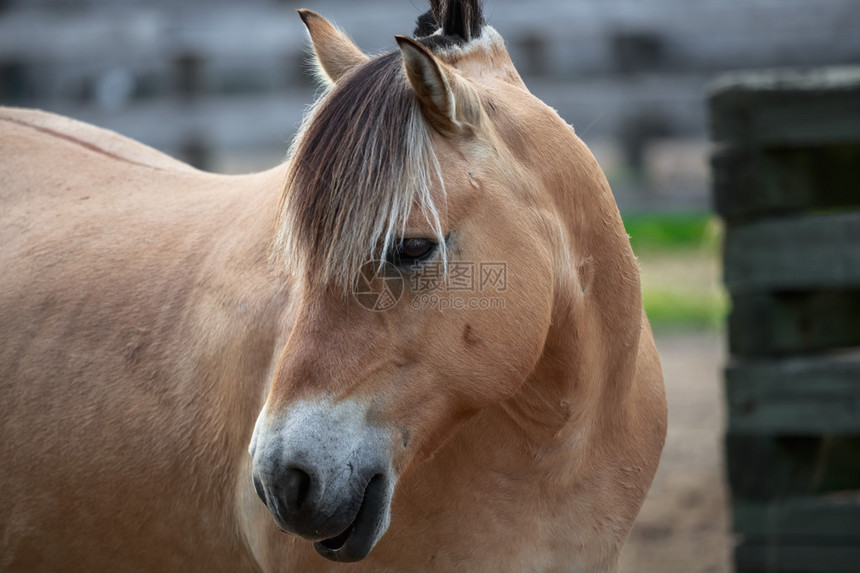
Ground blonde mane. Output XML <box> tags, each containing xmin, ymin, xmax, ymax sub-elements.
<box><xmin>272</xmin><ymin>51</ymin><xmax>447</xmax><ymax>288</ymax></box>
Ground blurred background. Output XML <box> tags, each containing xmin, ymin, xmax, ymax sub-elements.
<box><xmin>2</xmin><ymin>1</ymin><xmax>859</xmax><ymax>571</ymax></box>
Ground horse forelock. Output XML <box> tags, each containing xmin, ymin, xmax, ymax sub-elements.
<box><xmin>273</xmin><ymin>1</ymin><xmax>499</xmax><ymax>289</ymax></box>
<box><xmin>274</xmin><ymin>52</ymin><xmax>445</xmax><ymax>288</ymax></box>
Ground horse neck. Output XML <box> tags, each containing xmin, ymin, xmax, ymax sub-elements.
<box><xmin>497</xmin><ymin>134</ymin><xmax>645</xmax><ymax>472</ymax></box>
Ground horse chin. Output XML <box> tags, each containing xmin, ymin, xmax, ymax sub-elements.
<box><xmin>312</xmin><ymin>474</ymin><xmax>391</xmax><ymax>562</ymax></box>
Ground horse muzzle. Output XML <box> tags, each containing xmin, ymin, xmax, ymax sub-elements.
<box><xmin>249</xmin><ymin>399</ymin><xmax>396</xmax><ymax>562</ymax></box>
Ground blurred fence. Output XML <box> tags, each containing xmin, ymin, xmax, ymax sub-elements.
<box><xmin>711</xmin><ymin>67</ymin><xmax>860</xmax><ymax>573</ymax></box>
<box><xmin>2</xmin><ymin>0</ymin><xmax>860</xmax><ymax>207</ymax></box>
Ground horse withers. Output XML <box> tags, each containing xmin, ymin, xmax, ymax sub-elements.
<box><xmin>0</xmin><ymin>1</ymin><xmax>666</xmax><ymax>571</ymax></box>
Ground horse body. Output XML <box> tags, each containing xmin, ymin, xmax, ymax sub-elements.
<box><xmin>0</xmin><ymin>3</ymin><xmax>666</xmax><ymax>572</ymax></box>
<box><xmin>0</xmin><ymin>108</ymin><xmax>287</xmax><ymax>571</ymax></box>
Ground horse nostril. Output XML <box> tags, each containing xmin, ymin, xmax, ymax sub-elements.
<box><xmin>283</xmin><ymin>467</ymin><xmax>312</xmax><ymax>511</ymax></box>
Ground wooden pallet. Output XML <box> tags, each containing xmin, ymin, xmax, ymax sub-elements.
<box><xmin>710</xmin><ymin>66</ymin><xmax>860</xmax><ymax>573</ymax></box>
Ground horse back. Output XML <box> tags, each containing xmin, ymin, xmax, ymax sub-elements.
<box><xmin>0</xmin><ymin>107</ymin><xmax>198</xmax><ymax>178</ymax></box>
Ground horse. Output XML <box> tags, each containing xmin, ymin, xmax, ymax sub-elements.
<box><xmin>0</xmin><ymin>1</ymin><xmax>666</xmax><ymax>571</ymax></box>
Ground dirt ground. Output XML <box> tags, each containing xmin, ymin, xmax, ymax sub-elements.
<box><xmin>619</xmin><ymin>330</ymin><xmax>732</xmax><ymax>573</ymax></box>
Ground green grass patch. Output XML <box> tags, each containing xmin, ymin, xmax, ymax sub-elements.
<box><xmin>622</xmin><ymin>212</ymin><xmax>720</xmax><ymax>253</ymax></box>
<box><xmin>642</xmin><ymin>288</ymin><xmax>728</xmax><ymax>330</ymax></box>
<box><xmin>627</xmin><ymin>213</ymin><xmax>728</xmax><ymax>329</ymax></box>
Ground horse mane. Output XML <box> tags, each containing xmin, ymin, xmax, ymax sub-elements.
<box><xmin>419</xmin><ymin>0</ymin><xmax>485</xmax><ymax>44</ymax></box>
<box><xmin>273</xmin><ymin>0</ymin><xmax>487</xmax><ymax>288</ymax></box>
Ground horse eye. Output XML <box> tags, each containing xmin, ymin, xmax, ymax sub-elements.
<box><xmin>388</xmin><ymin>238</ymin><xmax>437</xmax><ymax>266</ymax></box>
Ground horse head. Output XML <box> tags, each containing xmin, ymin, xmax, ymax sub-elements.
<box><xmin>250</xmin><ymin>0</ymin><xmax>654</xmax><ymax>564</ymax></box>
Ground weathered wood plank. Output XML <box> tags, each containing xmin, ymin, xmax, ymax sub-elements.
<box><xmin>733</xmin><ymin>496</ymin><xmax>860</xmax><ymax>539</ymax></box>
<box><xmin>713</xmin><ymin>66</ymin><xmax>860</xmax><ymax>573</ymax></box>
<box><xmin>727</xmin><ymin>435</ymin><xmax>860</xmax><ymax>500</ymax></box>
<box><xmin>724</xmin><ymin>213</ymin><xmax>860</xmax><ymax>294</ymax></box>
<box><xmin>712</xmin><ymin>145</ymin><xmax>860</xmax><ymax>223</ymax></box>
<box><xmin>710</xmin><ymin>67</ymin><xmax>860</xmax><ymax>146</ymax></box>
<box><xmin>735</xmin><ymin>542</ymin><xmax>860</xmax><ymax>573</ymax></box>
<box><xmin>729</xmin><ymin>291</ymin><xmax>860</xmax><ymax>356</ymax></box>
<box><xmin>727</xmin><ymin>355</ymin><xmax>860</xmax><ymax>434</ymax></box>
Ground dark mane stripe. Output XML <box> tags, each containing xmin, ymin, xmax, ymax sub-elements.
<box><xmin>413</xmin><ymin>10</ymin><xmax>440</xmax><ymax>38</ymax></box>
<box><xmin>440</xmin><ymin>0</ymin><xmax>484</xmax><ymax>41</ymax></box>
<box><xmin>418</xmin><ymin>0</ymin><xmax>485</xmax><ymax>43</ymax></box>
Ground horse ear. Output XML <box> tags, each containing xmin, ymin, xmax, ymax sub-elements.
<box><xmin>395</xmin><ymin>35</ymin><xmax>480</xmax><ymax>133</ymax></box>
<box><xmin>298</xmin><ymin>9</ymin><xmax>369</xmax><ymax>86</ymax></box>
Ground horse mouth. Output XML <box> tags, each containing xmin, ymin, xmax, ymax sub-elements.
<box><xmin>313</xmin><ymin>474</ymin><xmax>388</xmax><ymax>562</ymax></box>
